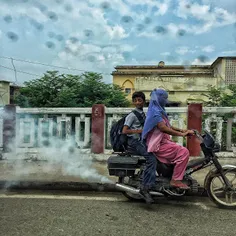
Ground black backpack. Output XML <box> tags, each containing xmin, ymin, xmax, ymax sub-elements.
<box><xmin>110</xmin><ymin>110</ymin><xmax>145</xmax><ymax>152</ymax></box>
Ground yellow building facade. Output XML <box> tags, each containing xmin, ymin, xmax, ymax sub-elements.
<box><xmin>0</xmin><ymin>80</ymin><xmax>10</xmax><ymax>106</ymax></box>
<box><xmin>112</xmin><ymin>57</ymin><xmax>236</xmax><ymax>106</ymax></box>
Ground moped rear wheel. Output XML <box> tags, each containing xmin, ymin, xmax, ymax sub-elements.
<box><xmin>122</xmin><ymin>177</ymin><xmax>143</xmax><ymax>201</ymax></box>
<box><xmin>122</xmin><ymin>191</ymin><xmax>143</xmax><ymax>201</ymax></box>
<box><xmin>206</xmin><ymin>168</ymin><xmax>236</xmax><ymax>208</ymax></box>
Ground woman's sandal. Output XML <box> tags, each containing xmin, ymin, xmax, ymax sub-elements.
<box><xmin>170</xmin><ymin>180</ymin><xmax>190</xmax><ymax>190</ymax></box>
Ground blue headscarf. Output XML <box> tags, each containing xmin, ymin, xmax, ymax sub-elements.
<box><xmin>142</xmin><ymin>88</ymin><xmax>169</xmax><ymax>140</ymax></box>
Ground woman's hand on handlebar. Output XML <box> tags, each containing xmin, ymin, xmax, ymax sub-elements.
<box><xmin>182</xmin><ymin>130</ymin><xmax>195</xmax><ymax>137</ymax></box>
<box><xmin>180</xmin><ymin>129</ymin><xmax>188</xmax><ymax>133</ymax></box>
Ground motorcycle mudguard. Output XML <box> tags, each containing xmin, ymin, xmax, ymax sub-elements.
<box><xmin>203</xmin><ymin>165</ymin><xmax>236</xmax><ymax>189</ymax></box>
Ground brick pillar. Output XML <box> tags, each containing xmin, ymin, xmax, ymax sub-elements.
<box><xmin>3</xmin><ymin>104</ymin><xmax>16</xmax><ymax>153</ymax></box>
<box><xmin>187</xmin><ymin>103</ymin><xmax>202</xmax><ymax>157</ymax></box>
<box><xmin>91</xmin><ymin>104</ymin><xmax>105</xmax><ymax>154</ymax></box>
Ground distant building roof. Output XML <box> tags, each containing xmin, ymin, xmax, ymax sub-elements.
<box><xmin>211</xmin><ymin>56</ymin><xmax>236</xmax><ymax>68</ymax></box>
<box><xmin>112</xmin><ymin>57</ymin><xmax>236</xmax><ymax>75</ymax></box>
<box><xmin>0</xmin><ymin>80</ymin><xmax>11</xmax><ymax>84</ymax></box>
<box><xmin>114</xmin><ymin>65</ymin><xmax>211</xmax><ymax>69</ymax></box>
<box><xmin>10</xmin><ymin>83</ymin><xmax>22</xmax><ymax>88</ymax></box>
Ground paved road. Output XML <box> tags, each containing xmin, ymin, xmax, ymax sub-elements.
<box><xmin>0</xmin><ymin>191</ymin><xmax>235</xmax><ymax>236</ymax></box>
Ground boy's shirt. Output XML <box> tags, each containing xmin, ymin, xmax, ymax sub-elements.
<box><xmin>124</xmin><ymin>108</ymin><xmax>146</xmax><ymax>140</ymax></box>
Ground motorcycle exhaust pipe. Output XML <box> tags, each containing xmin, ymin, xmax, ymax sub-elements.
<box><xmin>115</xmin><ymin>183</ymin><xmax>140</xmax><ymax>195</ymax></box>
<box><xmin>149</xmin><ymin>191</ymin><xmax>164</xmax><ymax>196</ymax></box>
<box><xmin>115</xmin><ymin>183</ymin><xmax>164</xmax><ymax>196</ymax></box>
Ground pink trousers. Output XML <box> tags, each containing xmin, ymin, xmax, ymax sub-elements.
<box><xmin>154</xmin><ymin>140</ymin><xmax>189</xmax><ymax>180</ymax></box>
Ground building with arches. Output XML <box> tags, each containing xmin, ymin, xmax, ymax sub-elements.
<box><xmin>112</xmin><ymin>56</ymin><xmax>236</xmax><ymax>106</ymax></box>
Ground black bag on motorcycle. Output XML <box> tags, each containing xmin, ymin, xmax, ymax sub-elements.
<box><xmin>110</xmin><ymin>111</ymin><xmax>145</xmax><ymax>152</ymax></box>
<box><xmin>107</xmin><ymin>155</ymin><xmax>139</xmax><ymax>177</ymax></box>
<box><xmin>110</xmin><ymin>116</ymin><xmax>128</xmax><ymax>152</ymax></box>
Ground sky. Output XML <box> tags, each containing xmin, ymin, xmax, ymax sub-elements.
<box><xmin>0</xmin><ymin>0</ymin><xmax>236</xmax><ymax>84</ymax></box>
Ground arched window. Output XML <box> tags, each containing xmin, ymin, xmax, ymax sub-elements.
<box><xmin>122</xmin><ymin>80</ymin><xmax>134</xmax><ymax>94</ymax></box>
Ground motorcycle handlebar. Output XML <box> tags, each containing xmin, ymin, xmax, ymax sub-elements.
<box><xmin>191</xmin><ymin>129</ymin><xmax>204</xmax><ymax>142</ymax></box>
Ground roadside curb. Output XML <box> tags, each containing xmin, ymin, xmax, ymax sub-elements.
<box><xmin>0</xmin><ymin>180</ymin><xmax>208</xmax><ymax>197</ymax></box>
<box><xmin>0</xmin><ymin>180</ymin><xmax>117</xmax><ymax>192</ymax></box>
<box><xmin>1</xmin><ymin>152</ymin><xmax>235</xmax><ymax>163</ymax></box>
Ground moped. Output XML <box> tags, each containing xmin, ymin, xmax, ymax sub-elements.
<box><xmin>107</xmin><ymin>130</ymin><xmax>236</xmax><ymax>208</ymax></box>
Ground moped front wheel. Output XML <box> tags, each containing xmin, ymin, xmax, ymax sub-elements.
<box><xmin>205</xmin><ymin>168</ymin><xmax>236</xmax><ymax>209</ymax></box>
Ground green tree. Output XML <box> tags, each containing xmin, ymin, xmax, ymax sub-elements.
<box><xmin>202</xmin><ymin>85</ymin><xmax>236</xmax><ymax>107</ymax></box>
<box><xmin>15</xmin><ymin>71</ymin><xmax>130</xmax><ymax>107</ymax></box>
<box><xmin>202</xmin><ymin>85</ymin><xmax>236</xmax><ymax>150</ymax></box>
<box><xmin>202</xmin><ymin>86</ymin><xmax>222</xmax><ymax>107</ymax></box>
<box><xmin>221</xmin><ymin>85</ymin><xmax>236</xmax><ymax>107</ymax></box>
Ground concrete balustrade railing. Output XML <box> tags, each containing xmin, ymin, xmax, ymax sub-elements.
<box><xmin>0</xmin><ymin>104</ymin><xmax>235</xmax><ymax>157</ymax></box>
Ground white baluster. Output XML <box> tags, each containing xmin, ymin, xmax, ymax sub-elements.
<box><xmin>178</xmin><ymin>118</ymin><xmax>184</xmax><ymax>146</ymax></box>
<box><xmin>0</xmin><ymin>118</ymin><xmax>3</xmax><ymax>148</ymax></box>
<box><xmin>204</xmin><ymin>117</ymin><xmax>211</xmax><ymax>132</ymax></box>
<box><xmin>226</xmin><ymin>118</ymin><xmax>233</xmax><ymax>151</ymax></box>
<box><xmin>18</xmin><ymin>118</ymin><xmax>35</xmax><ymax>147</ymax></box>
<box><xmin>75</xmin><ymin>114</ymin><xmax>91</xmax><ymax>148</ymax></box>
<box><xmin>84</xmin><ymin>115</ymin><xmax>91</xmax><ymax>147</ymax></box>
<box><xmin>234</xmin><ymin>114</ymin><xmax>236</xmax><ymax>122</ymax></box>
<box><xmin>38</xmin><ymin>115</ymin><xmax>54</xmax><ymax>147</ymax></box>
<box><xmin>57</xmin><ymin>115</ymin><xmax>71</xmax><ymax>139</ymax></box>
<box><xmin>216</xmin><ymin>117</ymin><xmax>223</xmax><ymax>145</ymax></box>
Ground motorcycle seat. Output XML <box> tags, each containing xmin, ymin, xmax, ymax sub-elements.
<box><xmin>125</xmin><ymin>153</ymin><xmax>146</xmax><ymax>164</ymax></box>
<box><xmin>187</xmin><ymin>157</ymin><xmax>206</xmax><ymax>169</ymax></box>
<box><xmin>137</xmin><ymin>156</ymin><xmax>146</xmax><ymax>164</ymax></box>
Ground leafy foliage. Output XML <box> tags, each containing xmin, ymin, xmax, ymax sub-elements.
<box><xmin>202</xmin><ymin>85</ymin><xmax>236</xmax><ymax>150</ymax></box>
<box><xmin>202</xmin><ymin>85</ymin><xmax>236</xmax><ymax>107</ymax></box>
<box><xmin>15</xmin><ymin>71</ymin><xmax>130</xmax><ymax>107</ymax></box>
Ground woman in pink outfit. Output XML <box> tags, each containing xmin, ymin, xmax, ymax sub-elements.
<box><xmin>142</xmin><ymin>88</ymin><xmax>194</xmax><ymax>190</ymax></box>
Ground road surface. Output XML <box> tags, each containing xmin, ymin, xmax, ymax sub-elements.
<box><xmin>0</xmin><ymin>190</ymin><xmax>235</xmax><ymax>236</ymax></box>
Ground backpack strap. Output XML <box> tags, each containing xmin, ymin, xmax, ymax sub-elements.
<box><xmin>132</xmin><ymin>110</ymin><xmax>145</xmax><ymax>125</ymax></box>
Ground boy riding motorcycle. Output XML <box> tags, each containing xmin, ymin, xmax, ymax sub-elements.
<box><xmin>122</xmin><ymin>91</ymin><xmax>157</xmax><ymax>204</ymax></box>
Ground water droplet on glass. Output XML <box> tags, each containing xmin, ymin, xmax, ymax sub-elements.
<box><xmin>144</xmin><ymin>17</ymin><xmax>152</xmax><ymax>24</ymax></box>
<box><xmin>47</xmin><ymin>11</ymin><xmax>58</xmax><ymax>21</ymax></box>
<box><xmin>64</xmin><ymin>46</ymin><xmax>71</xmax><ymax>53</ymax></box>
<box><xmin>177</xmin><ymin>29</ymin><xmax>186</xmax><ymax>37</ymax></box>
<box><xmin>182</xmin><ymin>60</ymin><xmax>191</xmax><ymax>71</ymax></box>
<box><xmin>87</xmin><ymin>55</ymin><xmax>96</xmax><ymax>62</ymax></box>
<box><xmin>136</xmin><ymin>24</ymin><xmax>144</xmax><ymax>32</ymax></box>
<box><xmin>121</xmin><ymin>16</ymin><xmax>134</xmax><ymax>24</ymax></box>
<box><xmin>3</xmin><ymin>15</ymin><xmax>12</xmax><ymax>23</ymax></box>
<box><xmin>153</xmin><ymin>26</ymin><xmax>168</xmax><ymax>35</ymax></box>
<box><xmin>197</xmin><ymin>55</ymin><xmax>209</xmax><ymax>63</ymax></box>
<box><xmin>64</xmin><ymin>4</ymin><xmax>73</xmax><ymax>12</ymax></box>
<box><xmin>7</xmin><ymin>32</ymin><xmax>19</xmax><ymax>42</ymax></box>
<box><xmin>234</xmin><ymin>34</ymin><xmax>236</xmax><ymax>43</ymax></box>
<box><xmin>152</xmin><ymin>6</ymin><xmax>159</xmax><ymax>13</ymax></box>
<box><xmin>84</xmin><ymin>29</ymin><xmax>94</xmax><ymax>38</ymax></box>
<box><xmin>46</xmin><ymin>41</ymin><xmax>55</xmax><ymax>49</ymax></box>
<box><xmin>48</xmin><ymin>32</ymin><xmax>55</xmax><ymax>38</ymax></box>
<box><xmin>167</xmin><ymin>55</ymin><xmax>178</xmax><ymax>63</ymax></box>
<box><xmin>122</xmin><ymin>52</ymin><xmax>130</xmax><ymax>59</ymax></box>
<box><xmin>69</xmin><ymin>37</ymin><xmax>79</xmax><ymax>44</ymax></box>
<box><xmin>185</xmin><ymin>4</ymin><xmax>191</xmax><ymax>9</ymax></box>
<box><xmin>100</xmin><ymin>1</ymin><xmax>110</xmax><ymax>10</ymax></box>
<box><xmin>30</xmin><ymin>19</ymin><xmax>44</xmax><ymax>31</ymax></box>
<box><xmin>42</xmin><ymin>140</ymin><xmax>50</xmax><ymax>147</ymax></box>
<box><xmin>35</xmin><ymin>3</ymin><xmax>47</xmax><ymax>12</ymax></box>
<box><xmin>68</xmin><ymin>147</ymin><xmax>75</xmax><ymax>153</ymax></box>
<box><xmin>56</xmin><ymin>34</ymin><xmax>64</xmax><ymax>41</ymax></box>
